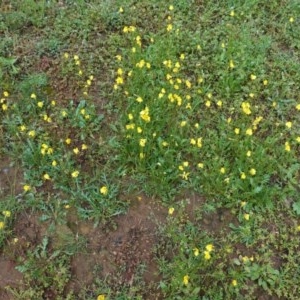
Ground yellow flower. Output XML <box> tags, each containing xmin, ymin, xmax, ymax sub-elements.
<box><xmin>37</xmin><ymin>101</ymin><xmax>43</xmax><ymax>108</ymax></box>
<box><xmin>136</xmin><ymin>36</ymin><xmax>142</xmax><ymax>47</ymax></box>
<box><xmin>52</xmin><ymin>160</ymin><xmax>57</xmax><ymax>167</ymax></box>
<box><xmin>289</xmin><ymin>17</ymin><xmax>294</xmax><ymax>23</ymax></box>
<box><xmin>180</xmin><ymin>121</ymin><xmax>187</xmax><ymax>127</ymax></box>
<box><xmin>2</xmin><ymin>104</ymin><xmax>8</xmax><ymax>111</ymax></box>
<box><xmin>217</xmin><ymin>100</ymin><xmax>223</xmax><ymax>107</ymax></box>
<box><xmin>82</xmin><ymin>144</ymin><xmax>88</xmax><ymax>150</ymax></box>
<box><xmin>43</xmin><ymin>173</ymin><xmax>50</xmax><ymax>180</ymax></box>
<box><xmin>240</xmin><ymin>201</ymin><xmax>247</xmax><ymax>207</ymax></box>
<box><xmin>185</xmin><ymin>80</ymin><xmax>191</xmax><ymax>88</ymax></box>
<box><xmin>100</xmin><ymin>186</ymin><xmax>108</xmax><ymax>195</ymax></box>
<box><xmin>119</xmin><ymin>6</ymin><xmax>123</xmax><ymax>13</ymax></box>
<box><xmin>204</xmin><ymin>250</ymin><xmax>211</xmax><ymax>260</ymax></box>
<box><xmin>193</xmin><ymin>248</ymin><xmax>199</xmax><ymax>256</ymax></box>
<box><xmin>180</xmin><ymin>53</ymin><xmax>185</xmax><ymax>60</ymax></box>
<box><xmin>246</xmin><ymin>150</ymin><xmax>251</xmax><ymax>157</ymax></box>
<box><xmin>137</xmin><ymin>127</ymin><xmax>142</xmax><ymax>133</ymax></box>
<box><xmin>74</xmin><ymin>54</ymin><xmax>79</xmax><ymax>61</ymax></box>
<box><xmin>249</xmin><ymin>168</ymin><xmax>256</xmax><ymax>176</ymax></box>
<box><xmin>285</xmin><ymin>141</ymin><xmax>291</xmax><ymax>152</ymax></box>
<box><xmin>296</xmin><ymin>137</ymin><xmax>300</xmax><ymax>143</ymax></box>
<box><xmin>3</xmin><ymin>91</ymin><xmax>9</xmax><ymax>97</ymax></box>
<box><xmin>61</xmin><ymin>110</ymin><xmax>68</xmax><ymax>117</ymax></box>
<box><xmin>23</xmin><ymin>185</ymin><xmax>31</xmax><ymax>192</ymax></box>
<box><xmin>167</xmin><ymin>24</ymin><xmax>173</xmax><ymax>32</ymax></box>
<box><xmin>51</xmin><ymin>100</ymin><xmax>56</xmax><ymax>106</ymax></box>
<box><xmin>296</xmin><ymin>104</ymin><xmax>300</xmax><ymax>110</ymax></box>
<box><xmin>197</xmin><ymin>137</ymin><xmax>202</xmax><ymax>148</ymax></box>
<box><xmin>229</xmin><ymin>59</ymin><xmax>235</xmax><ymax>69</ymax></box>
<box><xmin>250</xmin><ymin>74</ymin><xmax>257</xmax><ymax>80</ymax></box>
<box><xmin>28</xmin><ymin>130</ymin><xmax>36</xmax><ymax>138</ymax></box>
<box><xmin>241</xmin><ymin>102</ymin><xmax>251</xmax><ymax>115</ymax></box>
<box><xmin>197</xmin><ymin>163</ymin><xmax>204</xmax><ymax>169</ymax></box>
<box><xmin>240</xmin><ymin>172</ymin><xmax>246</xmax><ymax>179</ymax></box>
<box><xmin>65</xmin><ymin>138</ymin><xmax>71</xmax><ymax>145</ymax></box>
<box><xmin>136</xmin><ymin>97</ymin><xmax>143</xmax><ymax>103</ymax></box>
<box><xmin>242</xmin><ymin>256</ymin><xmax>250</xmax><ymax>263</ymax></box>
<box><xmin>0</xmin><ymin>222</ymin><xmax>5</xmax><ymax>230</ymax></box>
<box><xmin>205</xmin><ymin>244</ymin><xmax>214</xmax><ymax>252</ymax></box>
<box><xmin>116</xmin><ymin>55</ymin><xmax>122</xmax><ymax>61</ymax></box>
<box><xmin>126</xmin><ymin>123</ymin><xmax>135</xmax><ymax>130</ymax></box>
<box><xmin>246</xmin><ymin>128</ymin><xmax>253</xmax><ymax>136</ymax></box>
<box><xmin>180</xmin><ymin>172</ymin><xmax>190</xmax><ymax>180</ymax></box>
<box><xmin>190</xmin><ymin>138</ymin><xmax>196</xmax><ymax>145</ymax></box>
<box><xmin>205</xmin><ymin>100</ymin><xmax>211</xmax><ymax>107</ymax></box>
<box><xmin>140</xmin><ymin>106</ymin><xmax>150</xmax><ymax>122</ymax></box>
<box><xmin>30</xmin><ymin>93</ymin><xmax>37</xmax><ymax>99</ymax></box>
<box><xmin>230</xmin><ymin>10</ymin><xmax>235</xmax><ymax>17</ymax></box>
<box><xmin>2</xmin><ymin>211</ymin><xmax>11</xmax><ymax>218</ymax></box>
<box><xmin>71</xmin><ymin>171</ymin><xmax>79</xmax><ymax>178</ymax></box>
<box><xmin>115</xmin><ymin>76</ymin><xmax>123</xmax><ymax>85</ymax></box>
<box><xmin>183</xmin><ymin>275</ymin><xmax>189</xmax><ymax>286</ymax></box>
<box><xmin>140</xmin><ymin>152</ymin><xmax>145</xmax><ymax>159</ymax></box>
<box><xmin>73</xmin><ymin>148</ymin><xmax>80</xmax><ymax>155</ymax></box>
<box><xmin>234</xmin><ymin>128</ymin><xmax>240</xmax><ymax>135</ymax></box>
<box><xmin>183</xmin><ymin>161</ymin><xmax>189</xmax><ymax>167</ymax></box>
<box><xmin>139</xmin><ymin>138</ymin><xmax>147</xmax><ymax>147</ymax></box>
<box><xmin>286</xmin><ymin>121</ymin><xmax>292</xmax><ymax>129</ymax></box>
<box><xmin>97</xmin><ymin>295</ymin><xmax>105</xmax><ymax>300</ymax></box>
<box><xmin>169</xmin><ymin>5</ymin><xmax>174</xmax><ymax>11</ymax></box>
<box><xmin>63</xmin><ymin>53</ymin><xmax>69</xmax><ymax>59</ymax></box>
<box><xmin>20</xmin><ymin>125</ymin><xmax>26</xmax><ymax>132</ymax></box>
<box><xmin>232</xmin><ymin>279</ymin><xmax>237</xmax><ymax>286</ymax></box>
<box><xmin>220</xmin><ymin>167</ymin><xmax>226</xmax><ymax>174</ymax></box>
<box><xmin>263</xmin><ymin>79</ymin><xmax>268</xmax><ymax>86</ymax></box>
<box><xmin>168</xmin><ymin>207</ymin><xmax>174</xmax><ymax>215</ymax></box>
<box><xmin>244</xmin><ymin>213</ymin><xmax>250</xmax><ymax>221</ymax></box>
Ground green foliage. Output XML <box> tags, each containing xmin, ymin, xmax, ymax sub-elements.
<box><xmin>12</xmin><ymin>236</ymin><xmax>73</xmax><ymax>299</ymax></box>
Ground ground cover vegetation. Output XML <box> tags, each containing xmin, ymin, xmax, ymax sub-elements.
<box><xmin>0</xmin><ymin>0</ymin><xmax>300</xmax><ymax>299</ymax></box>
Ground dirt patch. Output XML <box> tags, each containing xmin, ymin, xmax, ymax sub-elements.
<box><xmin>67</xmin><ymin>195</ymin><xmax>166</xmax><ymax>296</ymax></box>
<box><xmin>181</xmin><ymin>193</ymin><xmax>238</xmax><ymax>235</ymax></box>
<box><xmin>0</xmin><ymin>258</ymin><xmax>23</xmax><ymax>300</ymax></box>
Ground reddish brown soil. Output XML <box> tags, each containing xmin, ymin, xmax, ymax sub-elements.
<box><xmin>66</xmin><ymin>196</ymin><xmax>166</xmax><ymax>298</ymax></box>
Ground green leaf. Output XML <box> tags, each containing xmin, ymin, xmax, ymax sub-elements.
<box><xmin>292</xmin><ymin>201</ymin><xmax>300</xmax><ymax>215</ymax></box>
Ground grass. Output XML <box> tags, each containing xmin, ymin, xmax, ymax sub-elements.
<box><xmin>0</xmin><ymin>0</ymin><xmax>300</xmax><ymax>299</ymax></box>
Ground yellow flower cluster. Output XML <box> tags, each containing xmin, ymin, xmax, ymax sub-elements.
<box><xmin>204</xmin><ymin>244</ymin><xmax>214</xmax><ymax>260</ymax></box>
<box><xmin>123</xmin><ymin>25</ymin><xmax>136</xmax><ymax>33</ymax></box>
<box><xmin>241</xmin><ymin>102</ymin><xmax>251</xmax><ymax>115</ymax></box>
<box><xmin>190</xmin><ymin>137</ymin><xmax>202</xmax><ymax>148</ymax></box>
<box><xmin>140</xmin><ymin>106</ymin><xmax>151</xmax><ymax>122</ymax></box>
<box><xmin>41</xmin><ymin>143</ymin><xmax>54</xmax><ymax>155</ymax></box>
